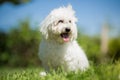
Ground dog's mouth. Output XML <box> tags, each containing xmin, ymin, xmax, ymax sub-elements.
<box><xmin>60</xmin><ymin>33</ymin><xmax>70</xmax><ymax>42</ymax></box>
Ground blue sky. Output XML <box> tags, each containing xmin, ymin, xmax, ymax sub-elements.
<box><xmin>0</xmin><ymin>0</ymin><xmax>120</xmax><ymax>35</ymax></box>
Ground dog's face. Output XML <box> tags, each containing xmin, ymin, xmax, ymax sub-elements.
<box><xmin>40</xmin><ymin>5</ymin><xmax>78</xmax><ymax>43</ymax></box>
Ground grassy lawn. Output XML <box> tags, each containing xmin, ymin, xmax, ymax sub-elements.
<box><xmin>0</xmin><ymin>62</ymin><xmax>120</xmax><ymax>80</ymax></box>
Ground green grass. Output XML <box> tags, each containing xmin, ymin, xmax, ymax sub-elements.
<box><xmin>0</xmin><ymin>62</ymin><xmax>120</xmax><ymax>80</ymax></box>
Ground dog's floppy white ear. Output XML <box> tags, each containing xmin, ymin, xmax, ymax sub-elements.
<box><xmin>67</xmin><ymin>4</ymin><xmax>73</xmax><ymax>10</ymax></box>
<box><xmin>40</xmin><ymin>12</ymin><xmax>55</xmax><ymax>40</ymax></box>
<box><xmin>40</xmin><ymin>26</ymin><xmax>48</xmax><ymax>40</ymax></box>
<box><xmin>67</xmin><ymin>4</ymin><xmax>77</xmax><ymax>22</ymax></box>
<box><xmin>40</xmin><ymin>20</ymin><xmax>49</xmax><ymax>40</ymax></box>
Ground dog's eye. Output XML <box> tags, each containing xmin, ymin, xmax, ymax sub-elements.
<box><xmin>58</xmin><ymin>20</ymin><xmax>64</xmax><ymax>23</ymax></box>
<box><xmin>69</xmin><ymin>20</ymin><xmax>71</xmax><ymax>23</ymax></box>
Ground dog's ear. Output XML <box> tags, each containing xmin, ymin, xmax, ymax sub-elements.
<box><xmin>40</xmin><ymin>13</ymin><xmax>56</xmax><ymax>40</ymax></box>
<box><xmin>40</xmin><ymin>19</ymin><xmax>49</xmax><ymax>40</ymax></box>
<box><xmin>40</xmin><ymin>26</ymin><xmax>48</xmax><ymax>40</ymax></box>
<box><xmin>67</xmin><ymin>4</ymin><xmax>77</xmax><ymax>22</ymax></box>
<box><xmin>67</xmin><ymin>4</ymin><xmax>73</xmax><ymax>10</ymax></box>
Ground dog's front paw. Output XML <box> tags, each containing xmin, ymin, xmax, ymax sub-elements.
<box><xmin>39</xmin><ymin>71</ymin><xmax>47</xmax><ymax>76</ymax></box>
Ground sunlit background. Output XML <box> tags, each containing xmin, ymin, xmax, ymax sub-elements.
<box><xmin>0</xmin><ymin>0</ymin><xmax>120</xmax><ymax>67</ymax></box>
<box><xmin>0</xmin><ymin>0</ymin><xmax>120</xmax><ymax>36</ymax></box>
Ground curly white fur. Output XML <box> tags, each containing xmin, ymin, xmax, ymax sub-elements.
<box><xmin>39</xmin><ymin>5</ymin><xmax>89</xmax><ymax>72</ymax></box>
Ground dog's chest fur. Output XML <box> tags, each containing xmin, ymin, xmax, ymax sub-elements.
<box><xmin>39</xmin><ymin>40</ymin><xmax>89</xmax><ymax>71</ymax></box>
<box><xmin>39</xmin><ymin>40</ymin><xmax>69</xmax><ymax>66</ymax></box>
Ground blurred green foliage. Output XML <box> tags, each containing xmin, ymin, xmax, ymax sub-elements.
<box><xmin>108</xmin><ymin>38</ymin><xmax>120</xmax><ymax>62</ymax></box>
<box><xmin>0</xmin><ymin>19</ymin><xmax>120</xmax><ymax>67</ymax></box>
<box><xmin>0</xmin><ymin>20</ymin><xmax>41</xmax><ymax>67</ymax></box>
<box><xmin>0</xmin><ymin>0</ymin><xmax>31</xmax><ymax>5</ymax></box>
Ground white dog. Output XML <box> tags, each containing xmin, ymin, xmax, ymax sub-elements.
<box><xmin>39</xmin><ymin>5</ymin><xmax>89</xmax><ymax>73</ymax></box>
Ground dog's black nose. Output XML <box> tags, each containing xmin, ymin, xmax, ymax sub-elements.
<box><xmin>65</xmin><ymin>28</ymin><xmax>70</xmax><ymax>32</ymax></box>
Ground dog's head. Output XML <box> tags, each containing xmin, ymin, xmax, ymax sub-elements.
<box><xmin>40</xmin><ymin>5</ymin><xmax>78</xmax><ymax>43</ymax></box>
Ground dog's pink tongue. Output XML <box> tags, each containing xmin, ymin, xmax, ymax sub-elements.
<box><xmin>63</xmin><ymin>38</ymin><xmax>69</xmax><ymax>42</ymax></box>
